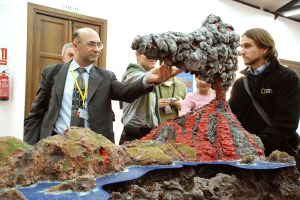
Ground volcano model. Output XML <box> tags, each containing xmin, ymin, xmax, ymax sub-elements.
<box><xmin>141</xmin><ymin>79</ymin><xmax>265</xmax><ymax>161</ymax></box>
<box><xmin>131</xmin><ymin>14</ymin><xmax>264</xmax><ymax>161</ymax></box>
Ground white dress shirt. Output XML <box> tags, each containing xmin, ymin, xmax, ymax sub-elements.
<box><xmin>54</xmin><ymin>60</ymin><xmax>92</xmax><ymax>134</ymax></box>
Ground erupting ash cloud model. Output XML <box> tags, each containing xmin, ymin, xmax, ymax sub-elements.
<box><xmin>131</xmin><ymin>14</ymin><xmax>240</xmax><ymax>89</ymax></box>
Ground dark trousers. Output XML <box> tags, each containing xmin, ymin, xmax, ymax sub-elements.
<box><xmin>296</xmin><ymin>149</ymin><xmax>300</xmax><ymax>172</ymax></box>
<box><xmin>119</xmin><ymin>125</ymin><xmax>152</xmax><ymax>145</ymax></box>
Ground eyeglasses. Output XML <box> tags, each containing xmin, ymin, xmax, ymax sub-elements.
<box><xmin>79</xmin><ymin>41</ymin><xmax>103</xmax><ymax>49</ymax></box>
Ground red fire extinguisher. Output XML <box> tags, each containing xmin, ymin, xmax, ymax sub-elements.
<box><xmin>0</xmin><ymin>70</ymin><xmax>9</xmax><ymax>101</ymax></box>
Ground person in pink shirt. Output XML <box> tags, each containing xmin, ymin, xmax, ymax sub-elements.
<box><xmin>180</xmin><ymin>76</ymin><xmax>215</xmax><ymax>115</ymax></box>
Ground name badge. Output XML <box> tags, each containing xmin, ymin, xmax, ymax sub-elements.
<box><xmin>78</xmin><ymin>108</ymin><xmax>89</xmax><ymax>120</ymax></box>
<box><xmin>261</xmin><ymin>88</ymin><xmax>272</xmax><ymax>94</ymax></box>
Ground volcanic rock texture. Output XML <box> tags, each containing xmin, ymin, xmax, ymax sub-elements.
<box><xmin>0</xmin><ymin>128</ymin><xmax>129</xmax><ymax>188</ymax></box>
<box><xmin>131</xmin><ymin>14</ymin><xmax>240</xmax><ymax>88</ymax></box>
<box><xmin>108</xmin><ymin>164</ymin><xmax>300</xmax><ymax>200</ymax></box>
<box><xmin>141</xmin><ymin>100</ymin><xmax>265</xmax><ymax>162</ymax></box>
<box><xmin>0</xmin><ymin>127</ymin><xmax>299</xmax><ymax>199</ymax></box>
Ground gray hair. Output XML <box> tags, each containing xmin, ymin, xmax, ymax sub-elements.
<box><xmin>61</xmin><ymin>43</ymin><xmax>73</xmax><ymax>56</ymax></box>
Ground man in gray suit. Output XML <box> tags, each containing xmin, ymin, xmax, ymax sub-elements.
<box><xmin>24</xmin><ymin>27</ymin><xmax>181</xmax><ymax>145</ymax></box>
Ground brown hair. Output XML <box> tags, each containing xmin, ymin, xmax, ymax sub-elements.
<box><xmin>242</xmin><ymin>28</ymin><xmax>278</xmax><ymax>59</ymax></box>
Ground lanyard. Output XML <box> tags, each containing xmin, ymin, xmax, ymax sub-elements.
<box><xmin>70</xmin><ymin>64</ymin><xmax>88</xmax><ymax>108</ymax></box>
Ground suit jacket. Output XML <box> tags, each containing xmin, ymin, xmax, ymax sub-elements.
<box><xmin>24</xmin><ymin>61</ymin><xmax>151</xmax><ymax>144</ymax></box>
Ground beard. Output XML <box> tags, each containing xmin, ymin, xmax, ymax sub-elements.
<box><xmin>243</xmin><ymin>57</ymin><xmax>260</xmax><ymax>66</ymax></box>
<box><xmin>244</xmin><ymin>57</ymin><xmax>266</xmax><ymax>68</ymax></box>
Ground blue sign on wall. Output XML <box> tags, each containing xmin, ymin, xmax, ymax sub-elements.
<box><xmin>176</xmin><ymin>72</ymin><xmax>194</xmax><ymax>93</ymax></box>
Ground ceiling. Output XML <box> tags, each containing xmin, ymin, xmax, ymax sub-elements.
<box><xmin>232</xmin><ymin>0</ymin><xmax>300</xmax><ymax>23</ymax></box>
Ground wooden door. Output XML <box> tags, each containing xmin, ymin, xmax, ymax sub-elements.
<box><xmin>26</xmin><ymin>3</ymin><xmax>107</xmax><ymax>116</ymax></box>
<box><xmin>28</xmin><ymin>14</ymin><xmax>69</xmax><ymax>109</ymax></box>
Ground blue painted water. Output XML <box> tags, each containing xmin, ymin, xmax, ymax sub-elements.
<box><xmin>16</xmin><ymin>161</ymin><xmax>295</xmax><ymax>200</ymax></box>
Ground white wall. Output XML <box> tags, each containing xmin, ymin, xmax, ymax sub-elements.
<box><xmin>0</xmin><ymin>0</ymin><xmax>299</xmax><ymax>142</ymax></box>
<box><xmin>0</xmin><ymin>0</ymin><xmax>27</xmax><ymax>139</ymax></box>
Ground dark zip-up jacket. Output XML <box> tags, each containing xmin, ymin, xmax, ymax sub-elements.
<box><xmin>229</xmin><ymin>58</ymin><xmax>300</xmax><ymax>156</ymax></box>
